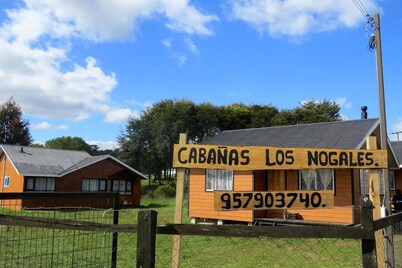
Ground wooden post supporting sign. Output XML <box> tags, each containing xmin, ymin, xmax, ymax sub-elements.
<box><xmin>367</xmin><ymin>136</ymin><xmax>385</xmax><ymax>268</ymax></box>
<box><xmin>172</xmin><ymin>133</ymin><xmax>187</xmax><ymax>268</ymax></box>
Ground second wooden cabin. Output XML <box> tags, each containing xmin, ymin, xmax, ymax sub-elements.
<box><xmin>186</xmin><ymin>118</ymin><xmax>402</xmax><ymax>225</ymax></box>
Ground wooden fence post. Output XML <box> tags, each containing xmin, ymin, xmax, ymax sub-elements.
<box><xmin>361</xmin><ymin>197</ymin><xmax>377</xmax><ymax>268</ymax></box>
<box><xmin>112</xmin><ymin>193</ymin><xmax>119</xmax><ymax>268</ymax></box>
<box><xmin>137</xmin><ymin>210</ymin><xmax>158</xmax><ymax>268</ymax></box>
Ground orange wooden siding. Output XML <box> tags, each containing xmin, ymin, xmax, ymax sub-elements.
<box><xmin>190</xmin><ymin>168</ymin><xmax>357</xmax><ymax>224</ymax></box>
<box><xmin>0</xmin><ymin>154</ymin><xmax>24</xmax><ymax>209</ymax></box>
<box><xmin>189</xmin><ymin>169</ymin><xmax>253</xmax><ymax>222</ymax></box>
<box><xmin>283</xmin><ymin>169</ymin><xmax>354</xmax><ymax>224</ymax></box>
<box><xmin>0</xmin><ymin>154</ymin><xmax>25</xmax><ymax>193</ymax></box>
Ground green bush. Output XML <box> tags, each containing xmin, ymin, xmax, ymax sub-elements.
<box><xmin>141</xmin><ymin>183</ymin><xmax>157</xmax><ymax>198</ymax></box>
<box><xmin>153</xmin><ymin>184</ymin><xmax>176</xmax><ymax>198</ymax></box>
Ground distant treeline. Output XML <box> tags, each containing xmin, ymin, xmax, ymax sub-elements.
<box><xmin>117</xmin><ymin>98</ymin><xmax>341</xmax><ymax>182</ymax></box>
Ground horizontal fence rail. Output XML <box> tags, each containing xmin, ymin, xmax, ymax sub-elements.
<box><xmin>0</xmin><ymin>193</ymin><xmax>401</xmax><ymax>267</ymax></box>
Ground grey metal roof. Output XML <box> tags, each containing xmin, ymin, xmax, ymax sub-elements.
<box><xmin>0</xmin><ymin>145</ymin><xmax>147</xmax><ymax>179</ymax></box>
<box><xmin>203</xmin><ymin>119</ymin><xmax>380</xmax><ymax>149</ymax></box>
<box><xmin>1</xmin><ymin>145</ymin><xmax>91</xmax><ymax>176</ymax></box>
<box><xmin>390</xmin><ymin>141</ymin><xmax>402</xmax><ymax>167</ymax></box>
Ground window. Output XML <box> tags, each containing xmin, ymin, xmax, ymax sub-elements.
<box><xmin>299</xmin><ymin>169</ymin><xmax>334</xmax><ymax>191</ymax></box>
<box><xmin>112</xmin><ymin>180</ymin><xmax>132</xmax><ymax>195</ymax></box>
<box><xmin>206</xmin><ymin>169</ymin><xmax>234</xmax><ymax>191</ymax></box>
<box><xmin>360</xmin><ymin>169</ymin><xmax>391</xmax><ymax>195</ymax></box>
<box><xmin>3</xmin><ymin>176</ymin><xmax>10</xmax><ymax>188</ymax></box>
<box><xmin>390</xmin><ymin>171</ymin><xmax>396</xmax><ymax>191</ymax></box>
<box><xmin>26</xmin><ymin>177</ymin><xmax>56</xmax><ymax>192</ymax></box>
<box><xmin>82</xmin><ymin>179</ymin><xmax>106</xmax><ymax>192</ymax></box>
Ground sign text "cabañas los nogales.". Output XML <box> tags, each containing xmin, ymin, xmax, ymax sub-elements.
<box><xmin>172</xmin><ymin>144</ymin><xmax>388</xmax><ymax>170</ymax></box>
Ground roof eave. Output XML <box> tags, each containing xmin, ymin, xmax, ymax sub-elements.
<box><xmin>59</xmin><ymin>155</ymin><xmax>148</xmax><ymax>179</ymax></box>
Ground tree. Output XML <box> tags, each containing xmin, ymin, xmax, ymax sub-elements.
<box><xmin>45</xmin><ymin>136</ymin><xmax>93</xmax><ymax>154</ymax></box>
<box><xmin>272</xmin><ymin>100</ymin><xmax>341</xmax><ymax>126</ymax></box>
<box><xmin>292</xmin><ymin>99</ymin><xmax>341</xmax><ymax>124</ymax></box>
<box><xmin>0</xmin><ymin>97</ymin><xmax>32</xmax><ymax>145</ymax></box>
<box><xmin>119</xmin><ymin>99</ymin><xmax>197</xmax><ymax>182</ymax></box>
<box><xmin>118</xmin><ymin>98</ymin><xmax>341</xmax><ymax>183</ymax></box>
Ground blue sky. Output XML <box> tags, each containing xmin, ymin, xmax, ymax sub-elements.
<box><xmin>0</xmin><ymin>0</ymin><xmax>401</xmax><ymax>150</ymax></box>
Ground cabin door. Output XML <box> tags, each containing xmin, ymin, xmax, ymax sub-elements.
<box><xmin>253</xmin><ymin>170</ymin><xmax>269</xmax><ymax>218</ymax></box>
<box><xmin>254</xmin><ymin>170</ymin><xmax>286</xmax><ymax>219</ymax></box>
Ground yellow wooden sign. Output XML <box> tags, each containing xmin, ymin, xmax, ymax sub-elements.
<box><xmin>214</xmin><ymin>190</ymin><xmax>334</xmax><ymax>210</ymax></box>
<box><xmin>173</xmin><ymin>144</ymin><xmax>387</xmax><ymax>170</ymax></box>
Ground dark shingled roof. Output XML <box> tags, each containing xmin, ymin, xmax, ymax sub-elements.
<box><xmin>203</xmin><ymin>119</ymin><xmax>380</xmax><ymax>149</ymax></box>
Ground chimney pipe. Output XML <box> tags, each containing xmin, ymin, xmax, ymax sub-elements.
<box><xmin>361</xmin><ymin>106</ymin><xmax>368</xmax><ymax>119</ymax></box>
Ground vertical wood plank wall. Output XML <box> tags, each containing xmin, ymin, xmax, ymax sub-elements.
<box><xmin>189</xmin><ymin>169</ymin><xmax>253</xmax><ymax>222</ymax></box>
<box><xmin>189</xmin><ymin>168</ymin><xmax>359</xmax><ymax>224</ymax></box>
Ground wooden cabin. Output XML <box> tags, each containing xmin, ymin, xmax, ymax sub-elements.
<box><xmin>0</xmin><ymin>145</ymin><xmax>147</xmax><ymax>209</ymax></box>
<box><xmin>187</xmin><ymin>118</ymin><xmax>401</xmax><ymax>225</ymax></box>
<box><xmin>390</xmin><ymin>141</ymin><xmax>402</xmax><ymax>209</ymax></box>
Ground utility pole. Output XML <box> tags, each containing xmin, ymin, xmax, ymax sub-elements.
<box><xmin>391</xmin><ymin>130</ymin><xmax>402</xmax><ymax>141</ymax></box>
<box><xmin>373</xmin><ymin>12</ymin><xmax>394</xmax><ymax>268</ymax></box>
<box><xmin>374</xmin><ymin>12</ymin><xmax>390</xmax><ymax>213</ymax></box>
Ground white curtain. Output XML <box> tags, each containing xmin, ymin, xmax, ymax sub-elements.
<box><xmin>206</xmin><ymin>169</ymin><xmax>233</xmax><ymax>191</ymax></box>
<box><xmin>46</xmin><ymin>178</ymin><xmax>55</xmax><ymax>191</ymax></box>
<box><xmin>317</xmin><ymin>169</ymin><xmax>332</xmax><ymax>190</ymax></box>
<box><xmin>301</xmin><ymin>170</ymin><xmax>315</xmax><ymax>190</ymax></box>
<box><xmin>35</xmin><ymin>178</ymin><xmax>47</xmax><ymax>191</ymax></box>
<box><xmin>89</xmin><ymin>180</ymin><xmax>98</xmax><ymax>191</ymax></box>
<box><xmin>301</xmin><ymin>170</ymin><xmax>333</xmax><ymax>190</ymax></box>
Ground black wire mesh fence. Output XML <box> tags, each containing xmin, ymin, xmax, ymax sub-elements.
<box><xmin>0</xmin><ymin>193</ymin><xmax>119</xmax><ymax>268</ymax></box>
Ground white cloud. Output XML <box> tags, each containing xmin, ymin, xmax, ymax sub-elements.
<box><xmin>184</xmin><ymin>38</ymin><xmax>199</xmax><ymax>55</ymax></box>
<box><xmin>57</xmin><ymin>124</ymin><xmax>69</xmax><ymax>130</ymax></box>
<box><xmin>31</xmin><ymin>121</ymin><xmax>70</xmax><ymax>130</ymax></box>
<box><xmin>0</xmin><ymin>1</ymin><xmax>216</xmax><ymax>124</ymax></box>
<box><xmin>2</xmin><ymin>0</ymin><xmax>217</xmax><ymax>44</ymax></box>
<box><xmin>104</xmin><ymin>108</ymin><xmax>140</xmax><ymax>123</ymax></box>
<box><xmin>162</xmin><ymin>0</ymin><xmax>218</xmax><ymax>36</ymax></box>
<box><xmin>229</xmin><ymin>0</ymin><xmax>379</xmax><ymax>38</ymax></box>
<box><xmin>335</xmin><ymin>97</ymin><xmax>352</xmax><ymax>109</ymax></box>
<box><xmin>32</xmin><ymin>121</ymin><xmax>52</xmax><ymax>130</ymax></box>
<box><xmin>161</xmin><ymin>38</ymin><xmax>174</xmax><ymax>49</ymax></box>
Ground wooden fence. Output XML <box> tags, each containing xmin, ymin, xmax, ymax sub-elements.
<box><xmin>1</xmin><ymin>194</ymin><xmax>401</xmax><ymax>267</ymax></box>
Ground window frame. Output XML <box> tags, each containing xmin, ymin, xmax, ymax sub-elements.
<box><xmin>3</xmin><ymin>176</ymin><xmax>10</xmax><ymax>188</ymax></box>
<box><xmin>298</xmin><ymin>169</ymin><xmax>335</xmax><ymax>193</ymax></box>
<box><xmin>205</xmin><ymin>169</ymin><xmax>234</xmax><ymax>192</ymax></box>
<box><xmin>81</xmin><ymin>178</ymin><xmax>107</xmax><ymax>192</ymax></box>
<box><xmin>25</xmin><ymin>177</ymin><xmax>56</xmax><ymax>192</ymax></box>
<box><xmin>112</xmin><ymin>179</ymin><xmax>132</xmax><ymax>196</ymax></box>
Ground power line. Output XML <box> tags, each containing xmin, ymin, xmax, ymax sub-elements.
<box><xmin>351</xmin><ymin>0</ymin><xmax>376</xmax><ymax>50</ymax></box>
<box><xmin>352</xmin><ymin>0</ymin><xmax>369</xmax><ymax>18</ymax></box>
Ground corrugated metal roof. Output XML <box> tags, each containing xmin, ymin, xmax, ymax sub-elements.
<box><xmin>390</xmin><ymin>141</ymin><xmax>402</xmax><ymax>166</ymax></box>
<box><xmin>1</xmin><ymin>145</ymin><xmax>148</xmax><ymax>179</ymax></box>
<box><xmin>203</xmin><ymin>119</ymin><xmax>380</xmax><ymax>149</ymax></box>
<box><xmin>1</xmin><ymin>145</ymin><xmax>91</xmax><ymax>176</ymax></box>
